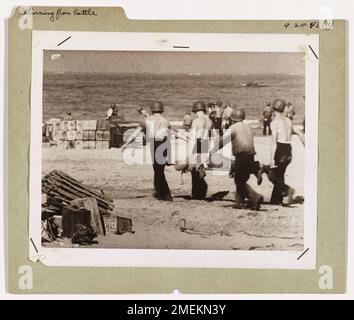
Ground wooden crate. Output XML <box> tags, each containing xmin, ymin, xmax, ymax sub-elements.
<box><xmin>82</xmin><ymin>141</ymin><xmax>90</xmax><ymax>149</ymax></box>
<box><xmin>75</xmin><ymin>140</ymin><xmax>84</xmax><ymax>149</ymax></box>
<box><xmin>68</xmin><ymin>121</ymin><xmax>76</xmax><ymax>131</ymax></box>
<box><xmin>62</xmin><ymin>206</ymin><xmax>91</xmax><ymax>238</ymax></box>
<box><xmin>97</xmin><ymin>119</ymin><xmax>109</xmax><ymax>131</ymax></box>
<box><xmin>76</xmin><ymin>130</ymin><xmax>83</xmax><ymax>140</ymax></box>
<box><xmin>116</xmin><ymin>216</ymin><xmax>133</xmax><ymax>235</ymax></box>
<box><xmin>70</xmin><ymin>197</ymin><xmax>104</xmax><ymax>235</ymax></box>
<box><xmin>52</xmin><ymin>129</ymin><xmax>62</xmax><ymax>142</ymax></box>
<box><xmin>57</xmin><ymin>141</ymin><xmax>68</xmax><ymax>149</ymax></box>
<box><xmin>89</xmin><ymin>120</ymin><xmax>97</xmax><ymax>131</ymax></box>
<box><xmin>66</xmin><ymin>130</ymin><xmax>76</xmax><ymax>141</ymax></box>
<box><xmin>60</xmin><ymin>131</ymin><xmax>67</xmax><ymax>141</ymax></box>
<box><xmin>96</xmin><ymin>130</ymin><xmax>110</xmax><ymax>141</ymax></box>
<box><xmin>82</xmin><ymin>130</ymin><xmax>96</xmax><ymax>141</ymax></box>
<box><xmin>103</xmin><ymin>216</ymin><xmax>117</xmax><ymax>236</ymax></box>
<box><xmin>76</xmin><ymin>120</ymin><xmax>84</xmax><ymax>131</ymax></box>
<box><xmin>61</xmin><ymin>121</ymin><xmax>69</xmax><ymax>131</ymax></box>
<box><xmin>81</xmin><ymin>120</ymin><xmax>91</xmax><ymax>131</ymax></box>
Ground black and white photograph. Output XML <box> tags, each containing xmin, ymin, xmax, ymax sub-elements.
<box><xmin>30</xmin><ymin>32</ymin><xmax>318</xmax><ymax>268</ymax></box>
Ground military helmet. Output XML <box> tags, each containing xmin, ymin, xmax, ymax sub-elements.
<box><xmin>150</xmin><ymin>101</ymin><xmax>164</xmax><ymax>113</ymax></box>
<box><xmin>192</xmin><ymin>101</ymin><xmax>206</xmax><ymax>113</ymax></box>
<box><xmin>230</xmin><ymin>108</ymin><xmax>246</xmax><ymax>122</ymax></box>
<box><xmin>272</xmin><ymin>99</ymin><xmax>286</xmax><ymax>112</ymax></box>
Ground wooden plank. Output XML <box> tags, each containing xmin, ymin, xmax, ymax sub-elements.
<box><xmin>50</xmin><ymin>182</ymin><xmax>111</xmax><ymax>211</ymax></box>
<box><xmin>70</xmin><ymin>197</ymin><xmax>104</xmax><ymax>235</ymax></box>
<box><xmin>53</xmin><ymin>170</ymin><xmax>114</xmax><ymax>203</ymax></box>
<box><xmin>49</xmin><ymin>173</ymin><xmax>112</xmax><ymax>207</ymax></box>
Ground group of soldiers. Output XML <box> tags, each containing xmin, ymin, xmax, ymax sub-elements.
<box><xmin>122</xmin><ymin>98</ymin><xmax>302</xmax><ymax>210</ymax></box>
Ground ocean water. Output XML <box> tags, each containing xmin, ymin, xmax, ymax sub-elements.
<box><xmin>43</xmin><ymin>72</ymin><xmax>305</xmax><ymax>123</ymax></box>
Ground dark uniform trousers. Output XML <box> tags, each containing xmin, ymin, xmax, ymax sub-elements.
<box><xmin>269</xmin><ymin>142</ymin><xmax>292</xmax><ymax>204</ymax></box>
<box><xmin>150</xmin><ymin>138</ymin><xmax>172</xmax><ymax>200</ymax></box>
<box><xmin>263</xmin><ymin>118</ymin><xmax>272</xmax><ymax>136</ymax></box>
<box><xmin>233</xmin><ymin>153</ymin><xmax>262</xmax><ymax>206</ymax></box>
<box><xmin>191</xmin><ymin>139</ymin><xmax>208</xmax><ymax>200</ymax></box>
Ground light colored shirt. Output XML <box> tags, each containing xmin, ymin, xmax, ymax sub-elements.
<box><xmin>183</xmin><ymin>114</ymin><xmax>192</xmax><ymax>127</ymax></box>
<box><xmin>284</xmin><ymin>105</ymin><xmax>295</xmax><ymax>119</ymax></box>
<box><xmin>106</xmin><ymin>108</ymin><xmax>113</xmax><ymax>119</ymax></box>
<box><xmin>263</xmin><ymin>106</ymin><xmax>273</xmax><ymax>119</ymax></box>
<box><xmin>191</xmin><ymin>111</ymin><xmax>213</xmax><ymax>139</ymax></box>
<box><xmin>271</xmin><ymin>116</ymin><xmax>293</xmax><ymax>144</ymax></box>
<box><xmin>215</xmin><ymin>106</ymin><xmax>223</xmax><ymax>118</ymax></box>
<box><xmin>224</xmin><ymin>121</ymin><xmax>255</xmax><ymax>155</ymax></box>
<box><xmin>142</xmin><ymin>113</ymin><xmax>170</xmax><ymax>141</ymax></box>
<box><xmin>222</xmin><ymin>106</ymin><xmax>233</xmax><ymax>120</ymax></box>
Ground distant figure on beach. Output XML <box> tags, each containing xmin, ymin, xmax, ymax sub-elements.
<box><xmin>262</xmin><ymin>102</ymin><xmax>273</xmax><ymax>136</ymax></box>
<box><xmin>222</xmin><ymin>103</ymin><xmax>233</xmax><ymax>130</ymax></box>
<box><xmin>109</xmin><ymin>103</ymin><xmax>125</xmax><ymax>122</ymax></box>
<box><xmin>183</xmin><ymin>111</ymin><xmax>192</xmax><ymax>131</ymax></box>
<box><xmin>64</xmin><ymin>112</ymin><xmax>72</xmax><ymax>121</ymax></box>
<box><xmin>106</xmin><ymin>103</ymin><xmax>116</xmax><ymax>120</ymax></box>
<box><xmin>137</xmin><ymin>106</ymin><xmax>150</xmax><ymax>118</ymax></box>
<box><xmin>284</xmin><ymin>102</ymin><xmax>295</xmax><ymax>121</ymax></box>
<box><xmin>214</xmin><ymin>100</ymin><xmax>223</xmax><ymax>134</ymax></box>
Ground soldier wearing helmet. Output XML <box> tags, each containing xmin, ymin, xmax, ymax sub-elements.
<box><xmin>189</xmin><ymin>101</ymin><xmax>214</xmax><ymax>199</ymax></box>
<box><xmin>122</xmin><ymin>101</ymin><xmax>172</xmax><ymax>201</ymax></box>
<box><xmin>211</xmin><ymin>108</ymin><xmax>263</xmax><ymax>210</ymax></box>
<box><xmin>268</xmin><ymin>98</ymin><xmax>295</xmax><ymax>205</ymax></box>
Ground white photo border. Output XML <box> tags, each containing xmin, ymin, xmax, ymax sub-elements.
<box><xmin>30</xmin><ymin>31</ymin><xmax>319</xmax><ymax>269</ymax></box>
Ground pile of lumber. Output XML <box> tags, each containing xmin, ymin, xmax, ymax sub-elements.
<box><xmin>42</xmin><ymin>170</ymin><xmax>114</xmax><ymax>216</ymax></box>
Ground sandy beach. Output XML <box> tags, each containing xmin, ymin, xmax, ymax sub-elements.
<box><xmin>42</xmin><ymin>135</ymin><xmax>305</xmax><ymax>251</ymax></box>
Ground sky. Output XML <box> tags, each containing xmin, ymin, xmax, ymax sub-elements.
<box><xmin>44</xmin><ymin>50</ymin><xmax>304</xmax><ymax>75</ymax></box>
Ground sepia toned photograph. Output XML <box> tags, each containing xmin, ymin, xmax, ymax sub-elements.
<box><xmin>40</xmin><ymin>49</ymin><xmax>306</xmax><ymax>247</ymax></box>
<box><xmin>29</xmin><ymin>31</ymin><xmax>318</xmax><ymax>268</ymax></box>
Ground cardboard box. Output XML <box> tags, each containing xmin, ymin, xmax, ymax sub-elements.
<box><xmin>75</xmin><ymin>140</ymin><xmax>84</xmax><ymax>149</ymax></box>
<box><xmin>66</xmin><ymin>130</ymin><xmax>76</xmax><ymax>141</ymax></box>
<box><xmin>76</xmin><ymin>130</ymin><xmax>83</xmax><ymax>140</ymax></box>
<box><xmin>96</xmin><ymin>130</ymin><xmax>110</xmax><ymax>141</ymax></box>
<box><xmin>68</xmin><ymin>120</ymin><xmax>76</xmax><ymax>131</ymax></box>
<box><xmin>82</xmin><ymin>141</ymin><xmax>90</xmax><ymax>149</ymax></box>
<box><xmin>89</xmin><ymin>120</ymin><xmax>97</xmax><ymax>131</ymax></box>
<box><xmin>76</xmin><ymin>120</ymin><xmax>84</xmax><ymax>131</ymax></box>
<box><xmin>80</xmin><ymin>120</ymin><xmax>91</xmax><ymax>131</ymax></box>
<box><xmin>103</xmin><ymin>216</ymin><xmax>117</xmax><ymax>236</ymax></box>
<box><xmin>97</xmin><ymin>119</ymin><xmax>109</xmax><ymax>131</ymax></box>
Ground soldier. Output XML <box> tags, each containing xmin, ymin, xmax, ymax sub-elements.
<box><xmin>183</xmin><ymin>111</ymin><xmax>193</xmax><ymax>131</ymax></box>
<box><xmin>214</xmin><ymin>100</ymin><xmax>224</xmax><ymax>135</ymax></box>
<box><xmin>189</xmin><ymin>101</ymin><xmax>214</xmax><ymax>199</ymax></box>
<box><xmin>211</xmin><ymin>108</ymin><xmax>263</xmax><ymax>210</ymax></box>
<box><xmin>284</xmin><ymin>102</ymin><xmax>295</xmax><ymax>121</ymax></box>
<box><xmin>262</xmin><ymin>102</ymin><xmax>273</xmax><ymax>136</ymax></box>
<box><xmin>268</xmin><ymin>99</ymin><xmax>295</xmax><ymax>205</ymax></box>
<box><xmin>122</xmin><ymin>101</ymin><xmax>172</xmax><ymax>201</ymax></box>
